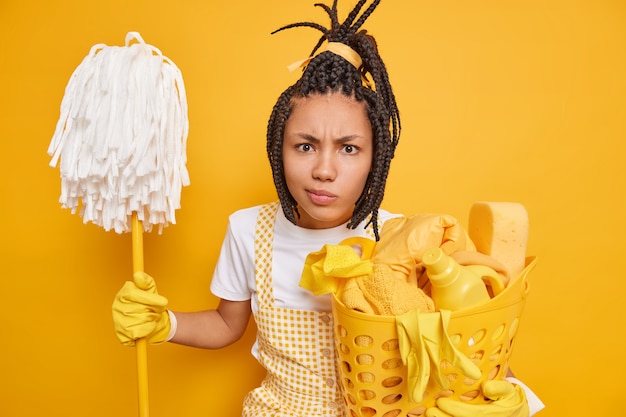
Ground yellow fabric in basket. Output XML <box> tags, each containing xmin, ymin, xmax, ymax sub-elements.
<box><xmin>301</xmin><ymin>237</ymin><xmax>434</xmax><ymax>314</ymax></box>
<box><xmin>342</xmin><ymin>263</ymin><xmax>435</xmax><ymax>314</ymax></box>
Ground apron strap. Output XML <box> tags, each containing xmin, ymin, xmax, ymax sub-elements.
<box><xmin>254</xmin><ymin>201</ymin><xmax>280</xmax><ymax>308</ymax></box>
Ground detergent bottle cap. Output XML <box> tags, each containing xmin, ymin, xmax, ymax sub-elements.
<box><xmin>422</xmin><ymin>247</ymin><xmax>460</xmax><ymax>287</ymax></box>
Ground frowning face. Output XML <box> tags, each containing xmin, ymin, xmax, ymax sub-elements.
<box><xmin>282</xmin><ymin>92</ymin><xmax>373</xmax><ymax>229</ymax></box>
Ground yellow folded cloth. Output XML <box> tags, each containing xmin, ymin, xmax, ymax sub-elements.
<box><xmin>300</xmin><ymin>237</ymin><xmax>375</xmax><ymax>296</ymax></box>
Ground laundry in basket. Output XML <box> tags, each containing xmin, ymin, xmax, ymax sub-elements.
<box><xmin>301</xmin><ymin>210</ymin><xmax>535</xmax><ymax>416</ymax></box>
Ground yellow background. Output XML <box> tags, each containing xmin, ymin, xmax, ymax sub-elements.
<box><xmin>1</xmin><ymin>0</ymin><xmax>624</xmax><ymax>416</ymax></box>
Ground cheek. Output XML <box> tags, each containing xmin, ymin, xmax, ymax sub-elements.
<box><xmin>348</xmin><ymin>162</ymin><xmax>372</xmax><ymax>197</ymax></box>
<box><xmin>282</xmin><ymin>158</ymin><xmax>301</xmax><ymax>191</ymax></box>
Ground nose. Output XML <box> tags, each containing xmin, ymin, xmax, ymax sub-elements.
<box><xmin>312</xmin><ymin>151</ymin><xmax>337</xmax><ymax>181</ymax></box>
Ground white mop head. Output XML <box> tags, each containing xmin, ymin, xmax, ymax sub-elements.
<box><xmin>48</xmin><ymin>32</ymin><xmax>190</xmax><ymax>234</ymax></box>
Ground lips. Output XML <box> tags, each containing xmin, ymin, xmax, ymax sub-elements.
<box><xmin>307</xmin><ymin>189</ymin><xmax>337</xmax><ymax>205</ymax></box>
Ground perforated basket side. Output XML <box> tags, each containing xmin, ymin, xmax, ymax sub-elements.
<box><xmin>332</xmin><ymin>257</ymin><xmax>536</xmax><ymax>417</ymax></box>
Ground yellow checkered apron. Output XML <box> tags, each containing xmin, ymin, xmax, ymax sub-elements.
<box><xmin>242</xmin><ymin>202</ymin><xmax>344</xmax><ymax>417</ymax></box>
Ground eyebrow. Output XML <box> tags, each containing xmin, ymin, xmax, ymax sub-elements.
<box><xmin>293</xmin><ymin>133</ymin><xmax>364</xmax><ymax>143</ymax></box>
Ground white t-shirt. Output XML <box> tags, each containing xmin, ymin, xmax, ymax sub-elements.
<box><xmin>210</xmin><ymin>204</ymin><xmax>399</xmax><ymax>314</ymax></box>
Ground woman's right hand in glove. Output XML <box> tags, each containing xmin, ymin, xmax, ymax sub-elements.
<box><xmin>112</xmin><ymin>271</ymin><xmax>171</xmax><ymax>346</ymax></box>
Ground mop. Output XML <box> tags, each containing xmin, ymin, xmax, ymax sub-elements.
<box><xmin>47</xmin><ymin>32</ymin><xmax>189</xmax><ymax>417</ymax></box>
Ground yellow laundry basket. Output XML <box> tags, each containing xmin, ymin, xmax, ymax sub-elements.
<box><xmin>332</xmin><ymin>257</ymin><xmax>536</xmax><ymax>417</ymax></box>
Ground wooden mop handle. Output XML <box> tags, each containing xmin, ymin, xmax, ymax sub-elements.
<box><xmin>132</xmin><ymin>212</ymin><xmax>149</xmax><ymax>417</ymax></box>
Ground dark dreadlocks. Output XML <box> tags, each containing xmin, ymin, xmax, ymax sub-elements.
<box><xmin>267</xmin><ymin>0</ymin><xmax>400</xmax><ymax>240</ymax></box>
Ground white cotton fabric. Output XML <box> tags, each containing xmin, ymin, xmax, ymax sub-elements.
<box><xmin>47</xmin><ymin>32</ymin><xmax>189</xmax><ymax>233</ymax></box>
<box><xmin>165</xmin><ymin>310</ymin><xmax>178</xmax><ymax>342</ymax></box>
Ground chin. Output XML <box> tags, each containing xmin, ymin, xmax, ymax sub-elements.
<box><xmin>298</xmin><ymin>208</ymin><xmax>351</xmax><ymax>229</ymax></box>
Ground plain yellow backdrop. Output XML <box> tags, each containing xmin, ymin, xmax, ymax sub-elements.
<box><xmin>1</xmin><ymin>0</ymin><xmax>624</xmax><ymax>416</ymax></box>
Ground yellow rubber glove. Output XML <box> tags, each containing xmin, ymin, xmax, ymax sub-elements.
<box><xmin>396</xmin><ymin>309</ymin><xmax>481</xmax><ymax>403</ymax></box>
<box><xmin>372</xmin><ymin>213</ymin><xmax>473</xmax><ymax>286</ymax></box>
<box><xmin>112</xmin><ymin>271</ymin><xmax>171</xmax><ymax>346</ymax></box>
<box><xmin>425</xmin><ymin>380</ymin><xmax>530</xmax><ymax>417</ymax></box>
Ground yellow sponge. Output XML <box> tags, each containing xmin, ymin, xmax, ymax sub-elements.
<box><xmin>468</xmin><ymin>202</ymin><xmax>529</xmax><ymax>278</ymax></box>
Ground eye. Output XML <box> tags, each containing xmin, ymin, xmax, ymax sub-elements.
<box><xmin>342</xmin><ymin>144</ymin><xmax>359</xmax><ymax>154</ymax></box>
<box><xmin>297</xmin><ymin>143</ymin><xmax>314</xmax><ymax>152</ymax></box>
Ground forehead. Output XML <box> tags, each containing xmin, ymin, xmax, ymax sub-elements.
<box><xmin>286</xmin><ymin>92</ymin><xmax>371</xmax><ymax>133</ymax></box>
